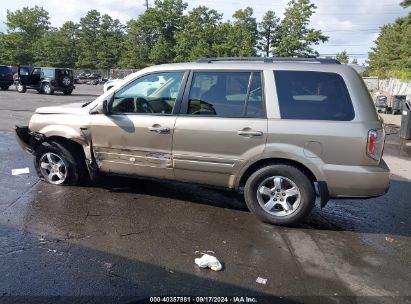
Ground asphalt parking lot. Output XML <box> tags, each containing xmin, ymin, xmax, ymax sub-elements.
<box><xmin>0</xmin><ymin>85</ymin><xmax>410</xmax><ymax>303</ymax></box>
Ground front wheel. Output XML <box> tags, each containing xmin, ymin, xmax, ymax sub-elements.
<box><xmin>34</xmin><ymin>141</ymin><xmax>84</xmax><ymax>185</ymax></box>
<box><xmin>16</xmin><ymin>82</ymin><xmax>26</xmax><ymax>93</ymax></box>
<box><xmin>244</xmin><ymin>164</ymin><xmax>316</xmax><ymax>226</ymax></box>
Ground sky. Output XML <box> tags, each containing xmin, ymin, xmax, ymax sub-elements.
<box><xmin>1</xmin><ymin>0</ymin><xmax>410</xmax><ymax>64</ymax></box>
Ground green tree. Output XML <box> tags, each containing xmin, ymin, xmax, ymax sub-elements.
<box><xmin>121</xmin><ymin>0</ymin><xmax>187</xmax><ymax>66</ymax></box>
<box><xmin>35</xmin><ymin>21</ymin><xmax>79</xmax><ymax>67</ymax></box>
<box><xmin>351</xmin><ymin>58</ymin><xmax>358</xmax><ymax>65</ymax></box>
<box><xmin>400</xmin><ymin>0</ymin><xmax>411</xmax><ymax>8</ymax></box>
<box><xmin>59</xmin><ymin>21</ymin><xmax>80</xmax><ymax>68</ymax></box>
<box><xmin>120</xmin><ymin>15</ymin><xmax>156</xmax><ymax>68</ymax></box>
<box><xmin>228</xmin><ymin>7</ymin><xmax>258</xmax><ymax>56</ymax></box>
<box><xmin>76</xmin><ymin>10</ymin><xmax>101</xmax><ymax>68</ymax></box>
<box><xmin>273</xmin><ymin>0</ymin><xmax>328</xmax><ymax>57</ymax></box>
<box><xmin>148</xmin><ymin>0</ymin><xmax>188</xmax><ymax>64</ymax></box>
<box><xmin>257</xmin><ymin>10</ymin><xmax>280</xmax><ymax>57</ymax></box>
<box><xmin>4</xmin><ymin>6</ymin><xmax>51</xmax><ymax>64</ymax></box>
<box><xmin>336</xmin><ymin>50</ymin><xmax>349</xmax><ymax>64</ymax></box>
<box><xmin>211</xmin><ymin>22</ymin><xmax>235</xmax><ymax>57</ymax></box>
<box><xmin>97</xmin><ymin>15</ymin><xmax>124</xmax><ymax>69</ymax></box>
<box><xmin>6</xmin><ymin>6</ymin><xmax>50</xmax><ymax>37</ymax></box>
<box><xmin>367</xmin><ymin>12</ymin><xmax>411</xmax><ymax>80</ymax></box>
<box><xmin>174</xmin><ymin>6</ymin><xmax>223</xmax><ymax>61</ymax></box>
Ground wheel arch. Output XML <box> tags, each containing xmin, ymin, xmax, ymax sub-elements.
<box><xmin>45</xmin><ymin>136</ymin><xmax>87</xmax><ymax>161</ymax></box>
<box><xmin>237</xmin><ymin>158</ymin><xmax>318</xmax><ymax>190</ymax></box>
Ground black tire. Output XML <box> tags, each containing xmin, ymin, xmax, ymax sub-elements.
<box><xmin>59</xmin><ymin>75</ymin><xmax>72</xmax><ymax>88</ymax></box>
<box><xmin>42</xmin><ymin>83</ymin><xmax>54</xmax><ymax>95</ymax></box>
<box><xmin>16</xmin><ymin>82</ymin><xmax>26</xmax><ymax>93</ymax></box>
<box><xmin>0</xmin><ymin>86</ymin><xmax>9</xmax><ymax>91</ymax></box>
<box><xmin>63</xmin><ymin>89</ymin><xmax>73</xmax><ymax>95</ymax></box>
<box><xmin>37</xmin><ymin>89</ymin><xmax>43</xmax><ymax>94</ymax></box>
<box><xmin>34</xmin><ymin>141</ymin><xmax>87</xmax><ymax>186</ymax></box>
<box><xmin>244</xmin><ymin>164</ymin><xmax>316</xmax><ymax>226</ymax></box>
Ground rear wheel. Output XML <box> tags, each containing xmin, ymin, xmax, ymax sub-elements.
<box><xmin>34</xmin><ymin>141</ymin><xmax>87</xmax><ymax>186</ymax></box>
<box><xmin>42</xmin><ymin>83</ymin><xmax>54</xmax><ymax>95</ymax></box>
<box><xmin>244</xmin><ymin>164</ymin><xmax>316</xmax><ymax>226</ymax></box>
<box><xmin>16</xmin><ymin>82</ymin><xmax>26</xmax><ymax>93</ymax></box>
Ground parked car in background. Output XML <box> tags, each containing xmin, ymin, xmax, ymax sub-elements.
<box><xmin>15</xmin><ymin>66</ymin><xmax>75</xmax><ymax>95</ymax></box>
<box><xmin>0</xmin><ymin>65</ymin><xmax>14</xmax><ymax>90</ymax></box>
<box><xmin>77</xmin><ymin>72</ymin><xmax>87</xmax><ymax>79</ymax></box>
<box><xmin>375</xmin><ymin>95</ymin><xmax>388</xmax><ymax>113</ymax></box>
<box><xmin>103</xmin><ymin>78</ymin><xmax>122</xmax><ymax>92</ymax></box>
<box><xmin>15</xmin><ymin>57</ymin><xmax>390</xmax><ymax>226</ymax></box>
<box><xmin>88</xmin><ymin>73</ymin><xmax>101</xmax><ymax>79</ymax></box>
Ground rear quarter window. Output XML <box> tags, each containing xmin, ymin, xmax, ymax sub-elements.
<box><xmin>42</xmin><ymin>69</ymin><xmax>55</xmax><ymax>78</ymax></box>
<box><xmin>274</xmin><ymin>71</ymin><xmax>355</xmax><ymax>121</ymax></box>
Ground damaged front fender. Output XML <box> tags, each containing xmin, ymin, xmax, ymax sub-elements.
<box><xmin>15</xmin><ymin>125</ymin><xmax>46</xmax><ymax>154</ymax></box>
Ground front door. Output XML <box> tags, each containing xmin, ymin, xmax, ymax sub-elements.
<box><xmin>18</xmin><ymin>66</ymin><xmax>32</xmax><ymax>86</ymax></box>
<box><xmin>173</xmin><ymin>71</ymin><xmax>267</xmax><ymax>188</ymax></box>
<box><xmin>90</xmin><ymin>71</ymin><xmax>187</xmax><ymax>179</ymax></box>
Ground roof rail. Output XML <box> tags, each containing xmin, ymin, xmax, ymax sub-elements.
<box><xmin>195</xmin><ymin>57</ymin><xmax>340</xmax><ymax>64</ymax></box>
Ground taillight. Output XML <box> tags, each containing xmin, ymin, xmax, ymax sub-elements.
<box><xmin>367</xmin><ymin>129</ymin><xmax>385</xmax><ymax>160</ymax></box>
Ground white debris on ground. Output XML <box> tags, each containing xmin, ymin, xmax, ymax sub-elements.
<box><xmin>194</xmin><ymin>254</ymin><xmax>222</xmax><ymax>271</ymax></box>
<box><xmin>256</xmin><ymin>277</ymin><xmax>267</xmax><ymax>285</ymax></box>
<box><xmin>11</xmin><ymin>167</ymin><xmax>30</xmax><ymax>175</ymax></box>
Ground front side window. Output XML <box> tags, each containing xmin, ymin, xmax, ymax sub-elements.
<box><xmin>32</xmin><ymin>69</ymin><xmax>41</xmax><ymax>76</ymax></box>
<box><xmin>111</xmin><ymin>72</ymin><xmax>184</xmax><ymax>114</ymax></box>
<box><xmin>274</xmin><ymin>71</ymin><xmax>354</xmax><ymax>121</ymax></box>
<box><xmin>187</xmin><ymin>71</ymin><xmax>264</xmax><ymax>117</ymax></box>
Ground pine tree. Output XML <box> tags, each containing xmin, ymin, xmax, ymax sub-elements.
<box><xmin>273</xmin><ymin>0</ymin><xmax>328</xmax><ymax>57</ymax></box>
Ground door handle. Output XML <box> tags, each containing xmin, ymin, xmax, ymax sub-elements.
<box><xmin>237</xmin><ymin>130</ymin><xmax>263</xmax><ymax>137</ymax></box>
<box><xmin>148</xmin><ymin>125</ymin><xmax>170</xmax><ymax>134</ymax></box>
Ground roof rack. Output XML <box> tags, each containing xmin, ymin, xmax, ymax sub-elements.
<box><xmin>195</xmin><ymin>57</ymin><xmax>340</xmax><ymax>64</ymax></box>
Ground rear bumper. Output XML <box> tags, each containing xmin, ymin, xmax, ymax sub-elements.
<box><xmin>322</xmin><ymin>159</ymin><xmax>390</xmax><ymax>198</ymax></box>
<box><xmin>0</xmin><ymin>80</ymin><xmax>13</xmax><ymax>86</ymax></box>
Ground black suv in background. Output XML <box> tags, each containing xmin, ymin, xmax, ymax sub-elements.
<box><xmin>15</xmin><ymin>66</ymin><xmax>75</xmax><ymax>95</ymax></box>
<box><xmin>0</xmin><ymin>65</ymin><xmax>14</xmax><ymax>90</ymax></box>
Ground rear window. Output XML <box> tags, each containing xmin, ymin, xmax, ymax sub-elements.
<box><xmin>0</xmin><ymin>66</ymin><xmax>11</xmax><ymax>74</ymax></box>
<box><xmin>274</xmin><ymin>71</ymin><xmax>354</xmax><ymax>121</ymax></box>
<box><xmin>187</xmin><ymin>71</ymin><xmax>264</xmax><ymax>117</ymax></box>
<box><xmin>42</xmin><ymin>69</ymin><xmax>55</xmax><ymax>78</ymax></box>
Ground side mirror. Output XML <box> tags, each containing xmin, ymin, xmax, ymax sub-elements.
<box><xmin>102</xmin><ymin>99</ymin><xmax>109</xmax><ymax>115</ymax></box>
<box><xmin>89</xmin><ymin>94</ymin><xmax>112</xmax><ymax>115</ymax></box>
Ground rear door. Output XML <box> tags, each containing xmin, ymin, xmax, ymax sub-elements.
<box><xmin>172</xmin><ymin>70</ymin><xmax>267</xmax><ymax>188</ymax></box>
<box><xmin>31</xmin><ymin>68</ymin><xmax>42</xmax><ymax>87</ymax></box>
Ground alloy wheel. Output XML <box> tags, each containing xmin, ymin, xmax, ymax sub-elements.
<box><xmin>39</xmin><ymin>152</ymin><xmax>68</xmax><ymax>184</ymax></box>
<box><xmin>256</xmin><ymin>176</ymin><xmax>301</xmax><ymax>217</ymax></box>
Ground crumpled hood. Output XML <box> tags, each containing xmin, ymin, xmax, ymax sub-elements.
<box><xmin>35</xmin><ymin>102</ymin><xmax>88</xmax><ymax>114</ymax></box>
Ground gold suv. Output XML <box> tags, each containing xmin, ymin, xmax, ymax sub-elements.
<box><xmin>16</xmin><ymin>58</ymin><xmax>390</xmax><ymax>225</ymax></box>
